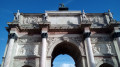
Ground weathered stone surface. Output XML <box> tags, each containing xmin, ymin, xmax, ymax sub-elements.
<box><xmin>2</xmin><ymin>10</ymin><xmax>120</xmax><ymax>67</ymax></box>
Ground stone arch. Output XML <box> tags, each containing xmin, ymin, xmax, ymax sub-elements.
<box><xmin>96</xmin><ymin>60</ymin><xmax>118</xmax><ymax>67</ymax></box>
<box><xmin>47</xmin><ymin>38</ymin><xmax>82</xmax><ymax>57</ymax></box>
<box><xmin>50</xmin><ymin>41</ymin><xmax>82</xmax><ymax>67</ymax></box>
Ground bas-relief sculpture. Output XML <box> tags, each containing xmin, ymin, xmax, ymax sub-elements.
<box><xmin>14</xmin><ymin>59</ymin><xmax>35</xmax><ymax>67</ymax></box>
<box><xmin>88</xmin><ymin>16</ymin><xmax>104</xmax><ymax>23</ymax></box>
<box><xmin>16</xmin><ymin>38</ymin><xmax>40</xmax><ymax>56</ymax></box>
<box><xmin>23</xmin><ymin>16</ymin><xmax>42</xmax><ymax>24</ymax></box>
<box><xmin>92</xmin><ymin>43</ymin><xmax>115</xmax><ymax>55</ymax></box>
<box><xmin>15</xmin><ymin>35</ymin><xmax>117</xmax><ymax>67</ymax></box>
<box><xmin>91</xmin><ymin>37</ymin><xmax>116</xmax><ymax>55</ymax></box>
<box><xmin>17</xmin><ymin>45</ymin><xmax>39</xmax><ymax>56</ymax></box>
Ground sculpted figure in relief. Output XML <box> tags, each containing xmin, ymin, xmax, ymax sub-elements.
<box><xmin>93</xmin><ymin>44</ymin><xmax>100</xmax><ymax>54</ymax></box>
<box><xmin>107</xmin><ymin>44</ymin><xmax>112</xmax><ymax>54</ymax></box>
<box><xmin>18</xmin><ymin>45</ymin><xmax>35</xmax><ymax>55</ymax></box>
<box><xmin>18</xmin><ymin>46</ymin><xmax>25</xmax><ymax>55</ymax></box>
<box><xmin>23</xmin><ymin>17</ymin><xmax>42</xmax><ymax>24</ymax></box>
<box><xmin>19</xmin><ymin>39</ymin><xmax>27</xmax><ymax>43</ymax></box>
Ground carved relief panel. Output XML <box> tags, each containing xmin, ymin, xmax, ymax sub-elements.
<box><xmin>92</xmin><ymin>43</ymin><xmax>116</xmax><ymax>55</ymax></box>
<box><xmin>14</xmin><ymin>59</ymin><xmax>35</xmax><ymax>67</ymax></box>
<box><xmin>16</xmin><ymin>37</ymin><xmax>41</xmax><ymax>56</ymax></box>
<box><xmin>23</xmin><ymin>16</ymin><xmax>42</xmax><ymax>24</ymax></box>
<box><xmin>91</xmin><ymin>36</ymin><xmax>116</xmax><ymax>55</ymax></box>
<box><xmin>17</xmin><ymin>44</ymin><xmax>39</xmax><ymax>56</ymax></box>
<box><xmin>87</xmin><ymin>16</ymin><xmax>105</xmax><ymax>23</ymax></box>
<box><xmin>87</xmin><ymin>16</ymin><xmax>106</xmax><ymax>27</ymax></box>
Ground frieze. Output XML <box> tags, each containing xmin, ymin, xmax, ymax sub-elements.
<box><xmin>23</xmin><ymin>16</ymin><xmax>42</xmax><ymax>24</ymax></box>
<box><xmin>91</xmin><ymin>37</ymin><xmax>112</xmax><ymax>43</ymax></box>
<box><xmin>17</xmin><ymin>38</ymin><xmax>41</xmax><ymax>44</ymax></box>
<box><xmin>20</xmin><ymin>24</ymin><xmax>39</xmax><ymax>29</ymax></box>
<box><xmin>87</xmin><ymin>16</ymin><xmax>104</xmax><ymax>24</ymax></box>
<box><xmin>47</xmin><ymin>37</ymin><xmax>82</xmax><ymax>47</ymax></box>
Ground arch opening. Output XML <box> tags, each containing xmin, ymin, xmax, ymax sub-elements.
<box><xmin>53</xmin><ymin>54</ymin><xmax>75</xmax><ymax>67</ymax></box>
<box><xmin>51</xmin><ymin>41</ymin><xmax>82</xmax><ymax>67</ymax></box>
<box><xmin>99</xmin><ymin>63</ymin><xmax>113</xmax><ymax>67</ymax></box>
<box><xmin>22</xmin><ymin>65</ymin><xmax>32</xmax><ymax>67</ymax></box>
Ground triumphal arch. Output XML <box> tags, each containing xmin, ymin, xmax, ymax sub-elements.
<box><xmin>1</xmin><ymin>6</ymin><xmax>120</xmax><ymax>67</ymax></box>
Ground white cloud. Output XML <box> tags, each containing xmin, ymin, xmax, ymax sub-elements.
<box><xmin>60</xmin><ymin>63</ymin><xmax>75</xmax><ymax>67</ymax></box>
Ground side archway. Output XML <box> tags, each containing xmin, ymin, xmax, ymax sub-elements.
<box><xmin>51</xmin><ymin>41</ymin><xmax>82</xmax><ymax>67</ymax></box>
<box><xmin>99</xmin><ymin>63</ymin><xmax>113</xmax><ymax>67</ymax></box>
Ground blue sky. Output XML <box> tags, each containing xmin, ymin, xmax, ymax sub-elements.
<box><xmin>0</xmin><ymin>0</ymin><xmax>120</xmax><ymax>66</ymax></box>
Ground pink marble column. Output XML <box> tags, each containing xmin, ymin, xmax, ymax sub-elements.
<box><xmin>113</xmin><ymin>27</ymin><xmax>120</xmax><ymax>51</ymax></box>
<box><xmin>116</xmin><ymin>37</ymin><xmax>120</xmax><ymax>50</ymax></box>
<box><xmin>112</xmin><ymin>27</ymin><xmax>120</xmax><ymax>65</ymax></box>
<box><xmin>3</xmin><ymin>33</ymin><xmax>16</xmax><ymax>67</ymax></box>
<box><xmin>84</xmin><ymin>27</ymin><xmax>95</xmax><ymax>67</ymax></box>
<box><xmin>40</xmin><ymin>33</ymin><xmax>48</xmax><ymax>67</ymax></box>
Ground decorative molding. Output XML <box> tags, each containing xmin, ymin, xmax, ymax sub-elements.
<box><xmin>91</xmin><ymin>37</ymin><xmax>112</xmax><ymax>43</ymax></box>
<box><xmin>17</xmin><ymin>37</ymin><xmax>41</xmax><ymax>44</ymax></box>
<box><xmin>47</xmin><ymin>37</ymin><xmax>61</xmax><ymax>49</ymax></box>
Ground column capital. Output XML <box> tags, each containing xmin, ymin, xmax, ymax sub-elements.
<box><xmin>9</xmin><ymin>33</ymin><xmax>17</xmax><ymax>39</ymax></box>
<box><xmin>112</xmin><ymin>32</ymin><xmax>120</xmax><ymax>38</ymax></box>
<box><xmin>112</xmin><ymin>27</ymin><xmax>120</xmax><ymax>38</ymax></box>
<box><xmin>84</xmin><ymin>32</ymin><xmax>91</xmax><ymax>38</ymax></box>
<box><xmin>41</xmin><ymin>33</ymin><xmax>48</xmax><ymax>38</ymax></box>
<box><xmin>41</xmin><ymin>27</ymin><xmax>48</xmax><ymax>38</ymax></box>
<box><xmin>84</xmin><ymin>27</ymin><xmax>91</xmax><ymax>38</ymax></box>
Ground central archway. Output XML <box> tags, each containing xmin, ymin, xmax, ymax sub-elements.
<box><xmin>51</xmin><ymin>41</ymin><xmax>82</xmax><ymax>67</ymax></box>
